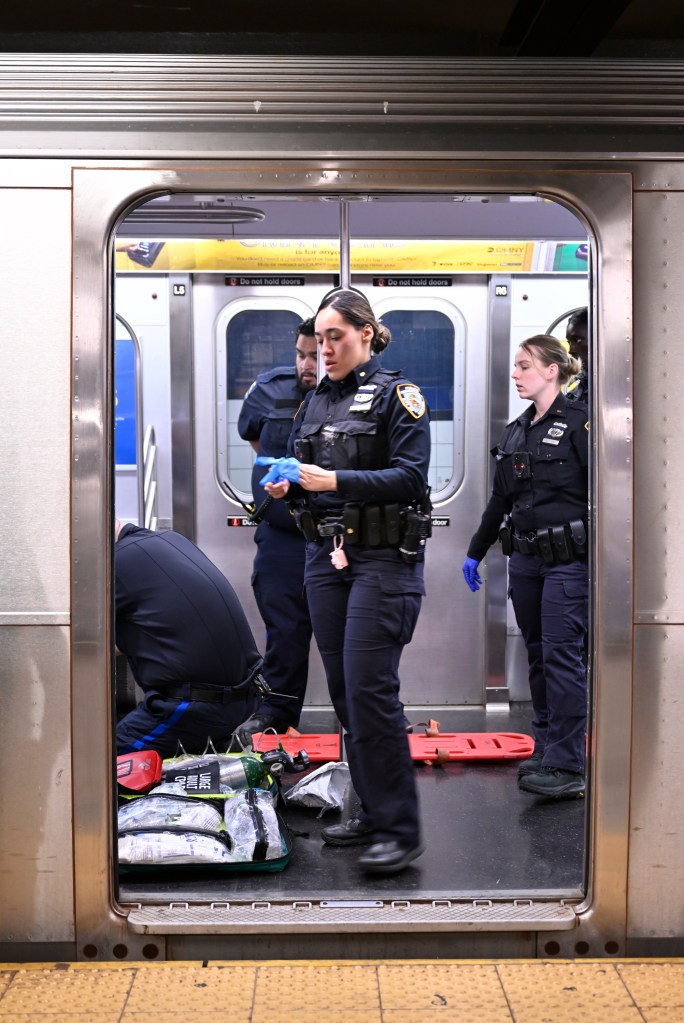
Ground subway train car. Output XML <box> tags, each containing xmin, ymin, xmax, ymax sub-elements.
<box><xmin>0</xmin><ymin>55</ymin><xmax>682</xmax><ymax>963</ymax></box>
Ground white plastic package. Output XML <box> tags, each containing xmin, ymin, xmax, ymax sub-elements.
<box><xmin>118</xmin><ymin>783</ymin><xmax>223</xmax><ymax>834</ymax></box>
<box><xmin>223</xmin><ymin>789</ymin><xmax>284</xmax><ymax>862</ymax></box>
<box><xmin>118</xmin><ymin>830</ymin><xmax>232</xmax><ymax>865</ymax></box>
<box><xmin>284</xmin><ymin>761</ymin><xmax>351</xmax><ymax>815</ymax></box>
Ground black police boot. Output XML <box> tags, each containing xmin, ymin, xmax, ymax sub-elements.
<box><xmin>518</xmin><ymin>767</ymin><xmax>585</xmax><ymax>799</ymax></box>
<box><xmin>357</xmin><ymin>840</ymin><xmax>426</xmax><ymax>874</ymax></box>
<box><xmin>321</xmin><ymin>817</ymin><xmax>375</xmax><ymax>846</ymax></box>
<box><xmin>517</xmin><ymin>750</ymin><xmax>544</xmax><ymax>779</ymax></box>
<box><xmin>234</xmin><ymin>711</ymin><xmax>290</xmax><ymax>747</ymax></box>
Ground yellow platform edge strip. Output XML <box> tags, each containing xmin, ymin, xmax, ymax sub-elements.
<box><xmin>1</xmin><ymin>957</ymin><xmax>682</xmax><ymax>970</ymax></box>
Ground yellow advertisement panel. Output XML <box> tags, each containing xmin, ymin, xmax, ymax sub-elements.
<box><xmin>115</xmin><ymin>239</ymin><xmax>536</xmax><ymax>273</ymax></box>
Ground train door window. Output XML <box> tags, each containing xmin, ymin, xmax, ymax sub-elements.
<box><xmin>373</xmin><ymin>300</ymin><xmax>465</xmax><ymax>501</ymax></box>
<box><xmin>215</xmin><ymin>298</ymin><xmax>314</xmax><ymax>497</ymax></box>
<box><xmin>113</xmin><ymin>324</ymin><xmax>143</xmax><ymax>527</ymax></box>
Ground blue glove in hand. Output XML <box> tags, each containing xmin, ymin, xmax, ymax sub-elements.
<box><xmin>462</xmin><ymin>556</ymin><xmax>483</xmax><ymax>592</ymax></box>
<box><xmin>255</xmin><ymin>456</ymin><xmax>301</xmax><ymax>485</ymax></box>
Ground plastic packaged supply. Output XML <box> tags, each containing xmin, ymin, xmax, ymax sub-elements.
<box><xmin>118</xmin><ymin>830</ymin><xmax>232</xmax><ymax>865</ymax></box>
<box><xmin>224</xmin><ymin>789</ymin><xmax>284</xmax><ymax>862</ymax></box>
<box><xmin>284</xmin><ymin>761</ymin><xmax>351</xmax><ymax>814</ymax></box>
<box><xmin>118</xmin><ymin>783</ymin><xmax>223</xmax><ymax>833</ymax></box>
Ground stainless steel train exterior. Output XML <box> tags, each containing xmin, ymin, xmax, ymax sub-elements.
<box><xmin>0</xmin><ymin>55</ymin><xmax>682</xmax><ymax>962</ymax></box>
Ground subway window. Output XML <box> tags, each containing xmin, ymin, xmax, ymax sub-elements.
<box><xmin>378</xmin><ymin>306</ymin><xmax>463</xmax><ymax>498</ymax></box>
<box><xmin>218</xmin><ymin>303</ymin><xmax>311</xmax><ymax>496</ymax></box>
<box><xmin>227</xmin><ymin>308</ymin><xmax>303</xmax><ymax>400</ymax></box>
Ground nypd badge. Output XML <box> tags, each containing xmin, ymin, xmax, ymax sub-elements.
<box><xmin>397</xmin><ymin>383</ymin><xmax>426</xmax><ymax>419</ymax></box>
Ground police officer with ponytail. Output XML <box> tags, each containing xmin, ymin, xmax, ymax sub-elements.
<box><xmin>462</xmin><ymin>335</ymin><xmax>589</xmax><ymax>799</ymax></box>
<box><xmin>263</xmin><ymin>288</ymin><xmax>431</xmax><ymax>874</ymax></box>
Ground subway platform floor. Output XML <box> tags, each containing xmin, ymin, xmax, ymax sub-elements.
<box><xmin>0</xmin><ymin>959</ymin><xmax>682</xmax><ymax>1022</ymax></box>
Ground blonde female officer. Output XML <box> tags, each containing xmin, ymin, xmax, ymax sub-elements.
<box><xmin>463</xmin><ymin>335</ymin><xmax>589</xmax><ymax>799</ymax></box>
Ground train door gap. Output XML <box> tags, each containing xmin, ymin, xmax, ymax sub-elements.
<box><xmin>113</xmin><ymin>190</ymin><xmax>591</xmax><ymax>910</ymax></box>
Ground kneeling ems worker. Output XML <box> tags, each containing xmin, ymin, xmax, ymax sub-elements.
<box><xmin>115</xmin><ymin>521</ymin><xmax>263</xmax><ymax>757</ymax></box>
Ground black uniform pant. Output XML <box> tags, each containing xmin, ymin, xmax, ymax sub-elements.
<box><xmin>508</xmin><ymin>552</ymin><xmax>588</xmax><ymax>774</ymax></box>
<box><xmin>252</xmin><ymin>525</ymin><xmax>312</xmax><ymax>725</ymax></box>
<box><xmin>117</xmin><ymin>688</ymin><xmax>258</xmax><ymax>758</ymax></box>
<box><xmin>304</xmin><ymin>541</ymin><xmax>424</xmax><ymax>846</ymax></box>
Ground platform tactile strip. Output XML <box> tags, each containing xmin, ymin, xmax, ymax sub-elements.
<box><xmin>0</xmin><ymin>959</ymin><xmax>680</xmax><ymax>1023</ymax></box>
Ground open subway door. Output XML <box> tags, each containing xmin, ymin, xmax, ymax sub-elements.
<box><xmin>113</xmin><ymin>190</ymin><xmax>590</xmax><ymax>938</ymax></box>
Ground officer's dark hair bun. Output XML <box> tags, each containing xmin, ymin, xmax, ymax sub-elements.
<box><xmin>373</xmin><ymin>323</ymin><xmax>391</xmax><ymax>353</ymax></box>
<box><xmin>316</xmin><ymin>287</ymin><xmax>391</xmax><ymax>353</ymax></box>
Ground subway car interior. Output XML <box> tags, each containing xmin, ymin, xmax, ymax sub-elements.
<box><xmin>113</xmin><ymin>191</ymin><xmax>591</xmax><ymax>913</ymax></box>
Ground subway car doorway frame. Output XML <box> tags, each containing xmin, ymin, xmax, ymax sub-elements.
<box><xmin>71</xmin><ymin>162</ymin><xmax>631</xmax><ymax>957</ymax></box>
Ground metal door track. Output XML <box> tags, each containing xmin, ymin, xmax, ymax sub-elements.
<box><xmin>124</xmin><ymin>898</ymin><xmax>577</xmax><ymax>934</ymax></box>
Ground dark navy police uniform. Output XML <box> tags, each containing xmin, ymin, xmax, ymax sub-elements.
<box><xmin>115</xmin><ymin>525</ymin><xmax>261</xmax><ymax>757</ymax></box>
<box><xmin>238</xmin><ymin>366</ymin><xmax>313</xmax><ymax>726</ymax></box>
<box><xmin>467</xmin><ymin>394</ymin><xmax>589</xmax><ymax>774</ymax></box>
<box><xmin>289</xmin><ymin>356</ymin><xmax>431</xmax><ymax>848</ymax></box>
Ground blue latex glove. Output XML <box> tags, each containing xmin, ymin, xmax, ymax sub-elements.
<box><xmin>462</xmin><ymin>556</ymin><xmax>483</xmax><ymax>592</ymax></box>
<box><xmin>255</xmin><ymin>456</ymin><xmax>301</xmax><ymax>485</ymax></box>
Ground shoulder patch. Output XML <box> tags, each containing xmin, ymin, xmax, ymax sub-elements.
<box><xmin>396</xmin><ymin>383</ymin><xmax>426</xmax><ymax>419</ymax></box>
<box><xmin>585</xmin><ymin>421</ymin><xmax>589</xmax><ymax>431</ymax></box>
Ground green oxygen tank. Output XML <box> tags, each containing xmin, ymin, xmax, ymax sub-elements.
<box><xmin>217</xmin><ymin>754</ymin><xmax>270</xmax><ymax>790</ymax></box>
<box><xmin>162</xmin><ymin>749</ymin><xmax>308</xmax><ymax>793</ymax></box>
<box><xmin>163</xmin><ymin>753</ymin><xmax>271</xmax><ymax>792</ymax></box>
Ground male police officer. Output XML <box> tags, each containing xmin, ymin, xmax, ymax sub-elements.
<box><xmin>565</xmin><ymin>307</ymin><xmax>589</xmax><ymax>402</ymax></box>
<box><xmin>234</xmin><ymin>317</ymin><xmax>318</xmax><ymax>741</ymax></box>
<box><xmin>115</xmin><ymin>521</ymin><xmax>263</xmax><ymax>757</ymax></box>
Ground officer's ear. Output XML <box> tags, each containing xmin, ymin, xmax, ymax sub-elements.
<box><xmin>361</xmin><ymin>323</ymin><xmax>374</xmax><ymax>346</ymax></box>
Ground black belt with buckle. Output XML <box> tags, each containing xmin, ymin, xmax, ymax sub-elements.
<box><xmin>316</xmin><ymin>516</ymin><xmax>345</xmax><ymax>538</ymax></box>
<box><xmin>511</xmin><ymin>533</ymin><xmax>538</xmax><ymax>555</ymax></box>
<box><xmin>511</xmin><ymin>520</ymin><xmax>587</xmax><ymax>564</ymax></box>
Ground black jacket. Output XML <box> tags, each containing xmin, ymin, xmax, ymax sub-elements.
<box><xmin>115</xmin><ymin>525</ymin><xmax>261</xmax><ymax>690</ymax></box>
<box><xmin>288</xmin><ymin>355</ymin><xmax>431</xmax><ymax>520</ymax></box>
<box><xmin>467</xmin><ymin>394</ymin><xmax>589</xmax><ymax>562</ymax></box>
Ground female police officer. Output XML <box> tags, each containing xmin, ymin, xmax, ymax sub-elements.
<box><xmin>263</xmin><ymin>288</ymin><xmax>431</xmax><ymax>874</ymax></box>
<box><xmin>462</xmin><ymin>335</ymin><xmax>589</xmax><ymax>799</ymax></box>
